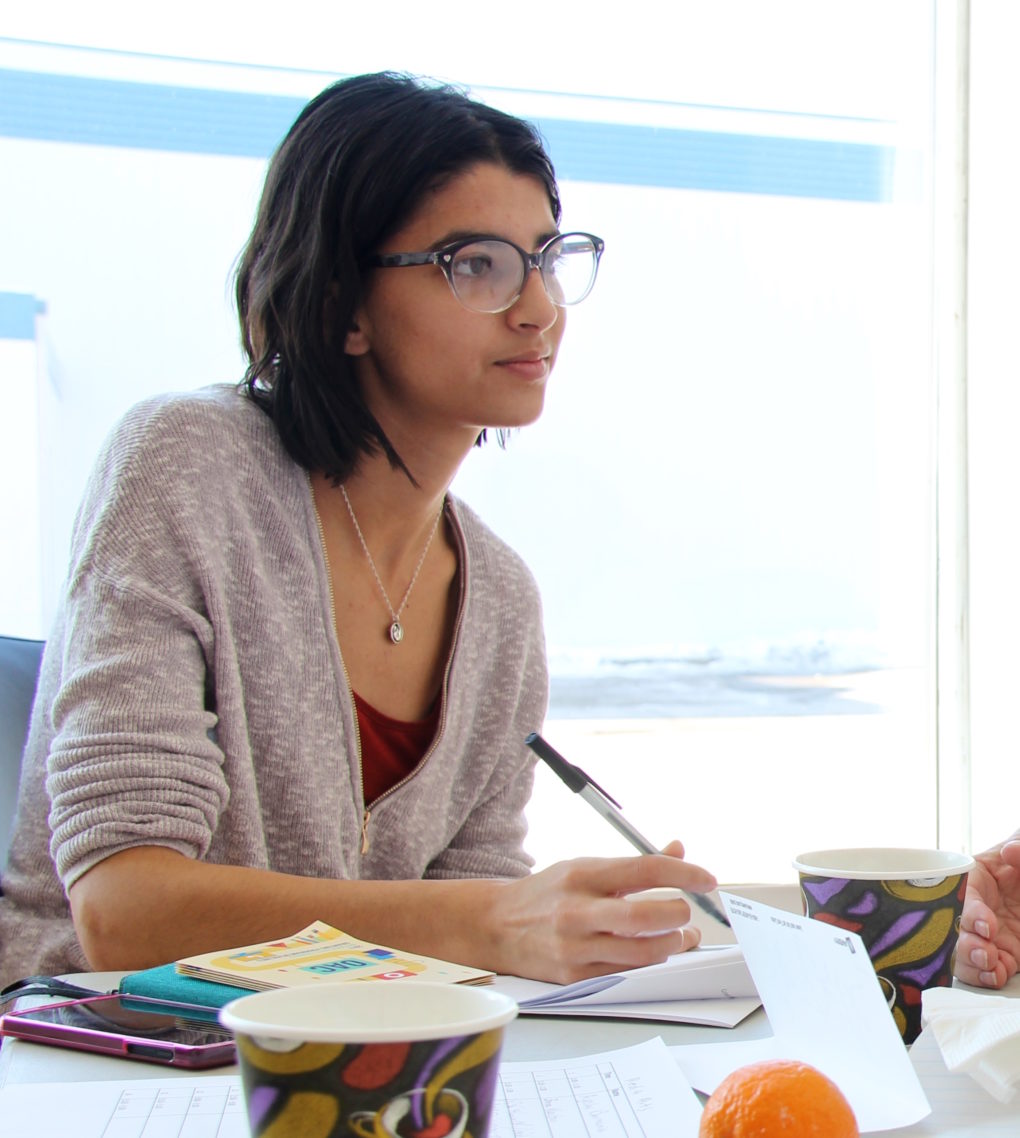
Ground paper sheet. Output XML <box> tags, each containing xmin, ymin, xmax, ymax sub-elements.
<box><xmin>491</xmin><ymin>944</ymin><xmax>760</xmax><ymax>1027</ymax></box>
<box><xmin>672</xmin><ymin>892</ymin><xmax>932</xmax><ymax>1133</ymax></box>
<box><xmin>0</xmin><ymin>1039</ymin><xmax>701</xmax><ymax>1138</ymax></box>
<box><xmin>491</xmin><ymin>994</ymin><xmax>760</xmax><ymax>1028</ymax></box>
<box><xmin>0</xmin><ymin>1075</ymin><xmax>247</xmax><ymax>1138</ymax></box>
<box><xmin>499</xmin><ymin>945</ymin><xmax>754</xmax><ymax>1006</ymax></box>
<box><xmin>491</xmin><ymin>1037</ymin><xmax>702</xmax><ymax>1137</ymax></box>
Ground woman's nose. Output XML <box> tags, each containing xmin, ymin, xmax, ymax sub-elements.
<box><xmin>507</xmin><ymin>266</ymin><xmax>560</xmax><ymax>331</ymax></box>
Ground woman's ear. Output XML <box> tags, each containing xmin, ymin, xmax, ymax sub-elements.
<box><xmin>323</xmin><ymin>283</ymin><xmax>371</xmax><ymax>355</ymax></box>
<box><xmin>344</xmin><ymin>318</ymin><xmax>371</xmax><ymax>357</ymax></box>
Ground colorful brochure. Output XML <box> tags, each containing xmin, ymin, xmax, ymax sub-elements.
<box><xmin>175</xmin><ymin>920</ymin><xmax>494</xmax><ymax>991</ymax></box>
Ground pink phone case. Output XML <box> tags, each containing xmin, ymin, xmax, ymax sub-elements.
<box><xmin>0</xmin><ymin>992</ymin><xmax>237</xmax><ymax>1068</ymax></box>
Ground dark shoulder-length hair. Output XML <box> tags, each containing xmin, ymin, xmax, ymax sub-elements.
<box><xmin>236</xmin><ymin>71</ymin><xmax>561</xmax><ymax>483</ymax></box>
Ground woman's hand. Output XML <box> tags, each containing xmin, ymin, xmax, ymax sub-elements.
<box><xmin>954</xmin><ymin>836</ymin><xmax>1020</xmax><ymax>988</ymax></box>
<box><xmin>485</xmin><ymin>839</ymin><xmax>717</xmax><ymax>984</ymax></box>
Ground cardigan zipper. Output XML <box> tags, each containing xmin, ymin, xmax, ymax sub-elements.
<box><xmin>309</xmin><ymin>483</ymin><xmax>466</xmax><ymax>854</ymax></box>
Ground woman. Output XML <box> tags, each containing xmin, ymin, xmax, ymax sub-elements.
<box><xmin>0</xmin><ymin>72</ymin><xmax>716</xmax><ymax>990</ymax></box>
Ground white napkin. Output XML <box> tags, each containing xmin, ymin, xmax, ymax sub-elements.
<box><xmin>922</xmin><ymin>986</ymin><xmax>1020</xmax><ymax>1102</ymax></box>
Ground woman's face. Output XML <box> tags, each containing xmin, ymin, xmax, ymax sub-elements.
<box><xmin>345</xmin><ymin>162</ymin><xmax>566</xmax><ymax>453</ymax></box>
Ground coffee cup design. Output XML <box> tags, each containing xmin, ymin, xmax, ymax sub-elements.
<box><xmin>793</xmin><ymin>848</ymin><xmax>973</xmax><ymax>1044</ymax></box>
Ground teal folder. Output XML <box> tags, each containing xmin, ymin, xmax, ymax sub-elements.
<box><xmin>118</xmin><ymin>963</ymin><xmax>251</xmax><ymax>1010</ymax></box>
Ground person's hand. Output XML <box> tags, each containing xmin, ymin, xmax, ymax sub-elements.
<box><xmin>487</xmin><ymin>839</ymin><xmax>717</xmax><ymax>984</ymax></box>
<box><xmin>955</xmin><ymin>836</ymin><xmax>1020</xmax><ymax>988</ymax></box>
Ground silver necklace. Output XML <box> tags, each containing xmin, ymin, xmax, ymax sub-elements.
<box><xmin>340</xmin><ymin>485</ymin><xmax>444</xmax><ymax>645</ymax></box>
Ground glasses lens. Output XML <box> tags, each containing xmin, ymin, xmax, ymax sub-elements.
<box><xmin>447</xmin><ymin>240</ymin><xmax>524</xmax><ymax>313</ymax></box>
<box><xmin>541</xmin><ymin>234</ymin><xmax>601</xmax><ymax>306</ymax></box>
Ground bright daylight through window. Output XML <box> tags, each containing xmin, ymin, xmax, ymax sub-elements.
<box><xmin>1</xmin><ymin>1</ymin><xmax>944</xmax><ymax>882</ymax></box>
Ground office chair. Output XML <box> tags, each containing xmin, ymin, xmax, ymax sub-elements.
<box><xmin>0</xmin><ymin>636</ymin><xmax>44</xmax><ymax>865</ymax></box>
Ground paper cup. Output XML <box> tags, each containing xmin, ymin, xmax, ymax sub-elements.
<box><xmin>793</xmin><ymin>847</ymin><xmax>973</xmax><ymax>1044</ymax></box>
<box><xmin>220</xmin><ymin>982</ymin><xmax>518</xmax><ymax>1138</ymax></box>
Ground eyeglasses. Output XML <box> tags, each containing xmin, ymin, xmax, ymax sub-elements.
<box><xmin>366</xmin><ymin>231</ymin><xmax>605</xmax><ymax>314</ymax></box>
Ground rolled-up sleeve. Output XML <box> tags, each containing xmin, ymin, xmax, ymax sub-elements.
<box><xmin>45</xmin><ymin>406</ymin><xmax>231</xmax><ymax>888</ymax></box>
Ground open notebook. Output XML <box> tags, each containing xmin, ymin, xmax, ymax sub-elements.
<box><xmin>491</xmin><ymin>943</ymin><xmax>761</xmax><ymax>1028</ymax></box>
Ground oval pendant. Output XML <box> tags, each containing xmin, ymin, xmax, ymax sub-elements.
<box><xmin>389</xmin><ymin>620</ymin><xmax>404</xmax><ymax>644</ymax></box>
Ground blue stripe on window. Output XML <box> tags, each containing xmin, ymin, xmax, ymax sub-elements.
<box><xmin>0</xmin><ymin>68</ymin><xmax>302</xmax><ymax>158</ymax></box>
<box><xmin>539</xmin><ymin>119</ymin><xmax>894</xmax><ymax>201</ymax></box>
<box><xmin>0</xmin><ymin>292</ymin><xmax>43</xmax><ymax>340</ymax></box>
<box><xmin>0</xmin><ymin>68</ymin><xmax>893</xmax><ymax>202</ymax></box>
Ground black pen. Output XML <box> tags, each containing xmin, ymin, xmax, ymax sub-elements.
<box><xmin>524</xmin><ymin>732</ymin><xmax>730</xmax><ymax>927</ymax></box>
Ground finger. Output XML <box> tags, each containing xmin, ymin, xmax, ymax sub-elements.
<box><xmin>955</xmin><ymin>927</ymin><xmax>1020</xmax><ymax>988</ymax></box>
<box><xmin>571</xmin><ymin>852</ymin><xmax>718</xmax><ymax>897</ymax></box>
<box><xmin>617</xmin><ymin>894</ymin><xmax>693</xmax><ymax>937</ymax></box>
<box><xmin>678</xmin><ymin>923</ymin><xmax>702</xmax><ymax>952</ymax></box>
<box><xmin>956</xmin><ymin>930</ymin><xmax>995</xmax><ymax>980</ymax></box>
<box><xmin>1001</xmin><ymin>840</ymin><xmax>1020</xmax><ymax>869</ymax></box>
<box><xmin>581</xmin><ymin>926</ymin><xmax>698</xmax><ymax>972</ymax></box>
<box><xmin>960</xmin><ymin>894</ymin><xmax>997</xmax><ymax>939</ymax></box>
<box><xmin>637</xmin><ymin>923</ymin><xmax>703</xmax><ymax>951</ymax></box>
<box><xmin>954</xmin><ymin>952</ymin><xmax>1009</xmax><ymax>988</ymax></box>
<box><xmin>660</xmin><ymin>838</ymin><xmax>687</xmax><ymax>859</ymax></box>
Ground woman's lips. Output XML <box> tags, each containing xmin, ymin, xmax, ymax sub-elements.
<box><xmin>496</xmin><ymin>353</ymin><xmax>550</xmax><ymax>380</ymax></box>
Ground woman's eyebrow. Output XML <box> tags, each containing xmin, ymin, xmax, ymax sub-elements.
<box><xmin>424</xmin><ymin>228</ymin><xmax>563</xmax><ymax>251</ymax></box>
<box><xmin>426</xmin><ymin>229</ymin><xmax>494</xmax><ymax>249</ymax></box>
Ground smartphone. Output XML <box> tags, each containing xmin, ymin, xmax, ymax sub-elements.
<box><xmin>0</xmin><ymin>992</ymin><xmax>237</xmax><ymax>1068</ymax></box>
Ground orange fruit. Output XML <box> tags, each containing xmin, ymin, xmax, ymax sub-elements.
<box><xmin>698</xmin><ymin>1059</ymin><xmax>859</xmax><ymax>1137</ymax></box>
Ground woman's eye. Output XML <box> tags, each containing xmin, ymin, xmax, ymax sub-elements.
<box><xmin>452</xmin><ymin>252</ymin><xmax>495</xmax><ymax>278</ymax></box>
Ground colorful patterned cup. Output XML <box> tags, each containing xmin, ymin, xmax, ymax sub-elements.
<box><xmin>793</xmin><ymin>847</ymin><xmax>973</xmax><ymax>1044</ymax></box>
<box><xmin>220</xmin><ymin>981</ymin><xmax>518</xmax><ymax>1138</ymax></box>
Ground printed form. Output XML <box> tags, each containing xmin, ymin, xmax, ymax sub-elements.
<box><xmin>101</xmin><ymin>1081</ymin><xmax>247</xmax><ymax>1137</ymax></box>
<box><xmin>0</xmin><ymin>1075</ymin><xmax>248</xmax><ymax>1138</ymax></box>
<box><xmin>492</xmin><ymin>1038</ymin><xmax>702</xmax><ymax>1138</ymax></box>
<box><xmin>0</xmin><ymin>1039</ymin><xmax>701</xmax><ymax>1138</ymax></box>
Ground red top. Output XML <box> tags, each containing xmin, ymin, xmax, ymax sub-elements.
<box><xmin>354</xmin><ymin>690</ymin><xmax>441</xmax><ymax>805</ymax></box>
